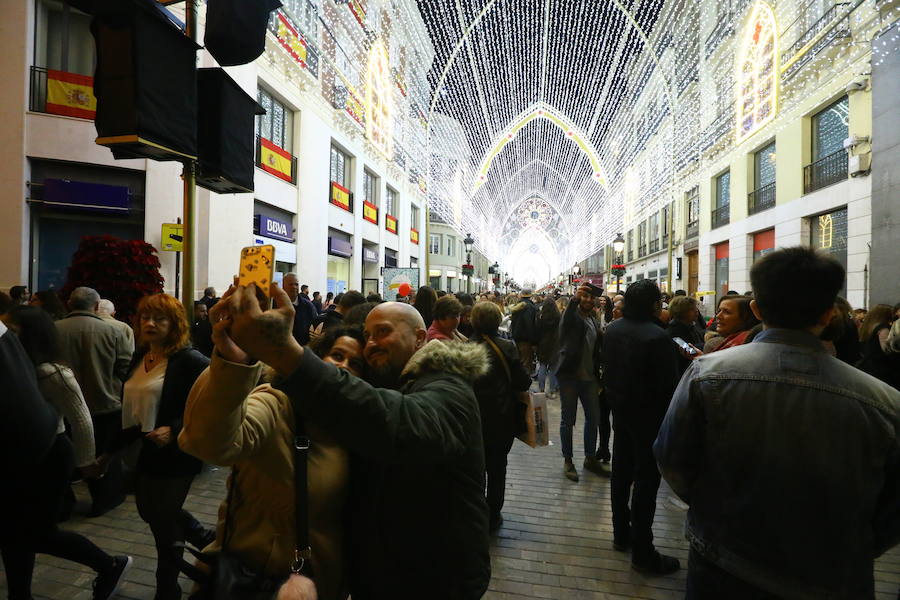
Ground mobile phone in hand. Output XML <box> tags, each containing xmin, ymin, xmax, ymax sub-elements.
<box><xmin>583</xmin><ymin>282</ymin><xmax>603</xmax><ymax>297</ymax></box>
<box><xmin>672</xmin><ymin>336</ymin><xmax>697</xmax><ymax>355</ymax></box>
<box><xmin>239</xmin><ymin>245</ymin><xmax>275</xmax><ymax>301</ymax></box>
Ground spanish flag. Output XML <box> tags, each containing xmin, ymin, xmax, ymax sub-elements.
<box><xmin>260</xmin><ymin>138</ymin><xmax>293</xmax><ymax>182</ymax></box>
<box><xmin>47</xmin><ymin>70</ymin><xmax>96</xmax><ymax>120</ymax></box>
<box><xmin>410</xmin><ymin>228</ymin><xmax>420</xmax><ymax>244</ymax></box>
<box><xmin>386</xmin><ymin>214</ymin><xmax>398</xmax><ymax>234</ymax></box>
<box><xmin>331</xmin><ymin>182</ymin><xmax>351</xmax><ymax>211</ymax></box>
<box><xmin>363</xmin><ymin>201</ymin><xmax>378</xmax><ymax>224</ymax></box>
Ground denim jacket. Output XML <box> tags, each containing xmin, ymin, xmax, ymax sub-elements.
<box><xmin>654</xmin><ymin>328</ymin><xmax>900</xmax><ymax>599</ymax></box>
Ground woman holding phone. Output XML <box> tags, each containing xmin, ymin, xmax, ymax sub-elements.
<box><xmin>106</xmin><ymin>293</ymin><xmax>211</xmax><ymax>599</ymax></box>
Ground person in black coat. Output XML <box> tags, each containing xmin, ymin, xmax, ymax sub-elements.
<box><xmin>666</xmin><ymin>295</ymin><xmax>705</xmax><ymax>376</ymax></box>
<box><xmin>470</xmin><ymin>301</ymin><xmax>533</xmax><ymax>532</ymax></box>
<box><xmin>604</xmin><ymin>280</ymin><xmax>681</xmax><ymax>575</ymax></box>
<box><xmin>283</xmin><ymin>274</ymin><xmax>318</xmax><ymax>345</ymax></box>
<box><xmin>105</xmin><ymin>294</ymin><xmax>211</xmax><ymax>599</ymax></box>
<box><xmin>553</xmin><ymin>286</ymin><xmax>604</xmax><ymax>482</ymax></box>
<box><xmin>509</xmin><ymin>290</ymin><xmax>540</xmax><ymax>373</ymax></box>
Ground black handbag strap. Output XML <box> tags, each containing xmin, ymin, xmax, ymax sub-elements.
<box><xmin>290</xmin><ymin>402</ymin><xmax>312</xmax><ymax>577</ymax></box>
<box><xmin>483</xmin><ymin>335</ymin><xmax>512</xmax><ymax>383</ymax></box>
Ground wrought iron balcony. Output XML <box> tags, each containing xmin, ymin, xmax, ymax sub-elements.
<box><xmin>804</xmin><ymin>150</ymin><xmax>848</xmax><ymax>194</ymax></box>
<box><xmin>686</xmin><ymin>220</ymin><xmax>699</xmax><ymax>239</ymax></box>
<box><xmin>712</xmin><ymin>204</ymin><xmax>730</xmax><ymax>229</ymax></box>
<box><xmin>748</xmin><ymin>182</ymin><xmax>776</xmax><ymax>215</ymax></box>
<box><xmin>781</xmin><ymin>3</ymin><xmax>851</xmax><ymax>75</ymax></box>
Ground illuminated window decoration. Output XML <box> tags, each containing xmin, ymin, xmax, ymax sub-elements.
<box><xmin>735</xmin><ymin>2</ymin><xmax>778</xmax><ymax>143</ymax></box>
<box><xmin>366</xmin><ymin>40</ymin><xmax>393</xmax><ymax>157</ymax></box>
<box><xmin>471</xmin><ymin>102</ymin><xmax>608</xmax><ymax>194</ymax></box>
<box><xmin>818</xmin><ymin>214</ymin><xmax>833</xmax><ymax>249</ymax></box>
<box><xmin>515</xmin><ymin>197</ymin><xmax>555</xmax><ymax>230</ymax></box>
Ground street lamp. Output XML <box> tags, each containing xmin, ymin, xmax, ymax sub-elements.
<box><xmin>462</xmin><ymin>233</ymin><xmax>475</xmax><ymax>294</ymax></box>
<box><xmin>612</xmin><ymin>232</ymin><xmax>626</xmax><ymax>294</ymax></box>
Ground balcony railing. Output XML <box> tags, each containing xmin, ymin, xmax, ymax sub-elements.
<box><xmin>712</xmin><ymin>204</ymin><xmax>730</xmax><ymax>229</ymax></box>
<box><xmin>255</xmin><ymin>135</ymin><xmax>298</xmax><ymax>185</ymax></box>
<box><xmin>781</xmin><ymin>3</ymin><xmax>851</xmax><ymax>74</ymax></box>
<box><xmin>29</xmin><ymin>65</ymin><xmax>96</xmax><ymax>120</ymax></box>
<box><xmin>686</xmin><ymin>219</ymin><xmax>699</xmax><ymax>239</ymax></box>
<box><xmin>748</xmin><ymin>182</ymin><xmax>776</xmax><ymax>215</ymax></box>
<box><xmin>30</xmin><ymin>66</ymin><xmax>49</xmax><ymax>113</ymax></box>
<box><xmin>804</xmin><ymin>150</ymin><xmax>848</xmax><ymax>193</ymax></box>
<box><xmin>649</xmin><ymin>239</ymin><xmax>660</xmax><ymax>254</ymax></box>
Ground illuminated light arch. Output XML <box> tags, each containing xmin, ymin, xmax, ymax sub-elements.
<box><xmin>365</xmin><ymin>39</ymin><xmax>392</xmax><ymax>156</ymax></box>
<box><xmin>498</xmin><ymin>190</ymin><xmax>573</xmax><ymax>239</ymax></box>
<box><xmin>735</xmin><ymin>2</ymin><xmax>778</xmax><ymax>143</ymax></box>
<box><xmin>471</xmin><ymin>102</ymin><xmax>609</xmax><ymax>194</ymax></box>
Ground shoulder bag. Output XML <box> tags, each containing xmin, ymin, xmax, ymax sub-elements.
<box><xmin>179</xmin><ymin>398</ymin><xmax>312</xmax><ymax>599</ymax></box>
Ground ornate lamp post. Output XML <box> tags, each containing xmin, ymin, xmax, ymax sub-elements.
<box><xmin>612</xmin><ymin>232</ymin><xmax>626</xmax><ymax>294</ymax></box>
<box><xmin>462</xmin><ymin>233</ymin><xmax>475</xmax><ymax>294</ymax></box>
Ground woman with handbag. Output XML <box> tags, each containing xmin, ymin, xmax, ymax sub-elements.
<box><xmin>180</xmin><ymin>302</ymin><xmax>366</xmax><ymax>600</ymax></box>
<box><xmin>105</xmin><ymin>294</ymin><xmax>212</xmax><ymax>600</ymax></box>
<box><xmin>469</xmin><ymin>301</ymin><xmax>532</xmax><ymax>532</ymax></box>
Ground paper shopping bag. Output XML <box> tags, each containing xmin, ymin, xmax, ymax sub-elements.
<box><xmin>516</xmin><ymin>392</ymin><xmax>549</xmax><ymax>448</ymax></box>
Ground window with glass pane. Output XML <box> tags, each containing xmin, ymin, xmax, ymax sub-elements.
<box><xmin>446</xmin><ymin>236</ymin><xmax>454</xmax><ymax>256</ymax></box>
<box><xmin>649</xmin><ymin>213</ymin><xmax>659</xmax><ymax>241</ymax></box>
<box><xmin>257</xmin><ymin>89</ymin><xmax>293</xmax><ymax>151</ymax></box>
<box><xmin>330</xmin><ymin>145</ymin><xmax>349</xmax><ymax>186</ymax></box>
<box><xmin>813</xmin><ymin>97</ymin><xmax>849</xmax><ymax>160</ymax></box>
<box><xmin>810</xmin><ymin>207</ymin><xmax>848</xmax><ymax>296</ymax></box>
<box><xmin>385</xmin><ymin>188</ymin><xmax>396</xmax><ymax>216</ymax></box>
<box><xmin>38</xmin><ymin>1</ymin><xmax>95</xmax><ymax>75</ymax></box>
<box><xmin>755</xmin><ymin>141</ymin><xmax>776</xmax><ymax>189</ymax></box>
<box><xmin>429</xmin><ymin>234</ymin><xmax>440</xmax><ymax>255</ymax></box>
<box><xmin>687</xmin><ymin>187</ymin><xmax>700</xmax><ymax>222</ymax></box>
<box><xmin>364</xmin><ymin>170</ymin><xmax>378</xmax><ymax>207</ymax></box>
<box><xmin>716</xmin><ymin>171</ymin><xmax>731</xmax><ymax>207</ymax></box>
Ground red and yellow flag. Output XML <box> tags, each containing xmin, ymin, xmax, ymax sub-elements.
<box><xmin>331</xmin><ymin>181</ymin><xmax>351</xmax><ymax>211</ymax></box>
<box><xmin>410</xmin><ymin>228</ymin><xmax>420</xmax><ymax>244</ymax></box>
<box><xmin>47</xmin><ymin>70</ymin><xmax>96</xmax><ymax>120</ymax></box>
<box><xmin>363</xmin><ymin>201</ymin><xmax>378</xmax><ymax>224</ymax></box>
<box><xmin>386</xmin><ymin>214</ymin><xmax>398</xmax><ymax>234</ymax></box>
<box><xmin>260</xmin><ymin>138</ymin><xmax>293</xmax><ymax>182</ymax></box>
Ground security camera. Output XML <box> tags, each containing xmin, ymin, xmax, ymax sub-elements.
<box><xmin>845</xmin><ymin>78</ymin><xmax>869</xmax><ymax>93</ymax></box>
<box><xmin>843</xmin><ymin>135</ymin><xmax>871</xmax><ymax>150</ymax></box>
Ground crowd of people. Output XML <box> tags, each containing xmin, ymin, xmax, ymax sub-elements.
<box><xmin>2</xmin><ymin>245</ymin><xmax>899</xmax><ymax>600</ymax></box>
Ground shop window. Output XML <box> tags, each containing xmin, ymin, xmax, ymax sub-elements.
<box><xmin>810</xmin><ymin>207</ymin><xmax>847</xmax><ymax>296</ymax></box>
<box><xmin>752</xmin><ymin>229</ymin><xmax>775</xmax><ymax>262</ymax></box>
<box><xmin>256</xmin><ymin>88</ymin><xmax>293</xmax><ymax>151</ymax></box>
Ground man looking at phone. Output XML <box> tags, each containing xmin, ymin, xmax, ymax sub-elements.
<box><xmin>655</xmin><ymin>247</ymin><xmax>900</xmax><ymax>597</ymax></box>
<box><xmin>215</xmin><ymin>284</ymin><xmax>492</xmax><ymax>599</ymax></box>
<box><xmin>282</xmin><ymin>273</ymin><xmax>317</xmax><ymax>346</ymax></box>
<box><xmin>603</xmin><ymin>279</ymin><xmax>681</xmax><ymax>575</ymax></box>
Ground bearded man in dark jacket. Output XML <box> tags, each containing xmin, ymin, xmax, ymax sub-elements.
<box><xmin>220</xmin><ymin>284</ymin><xmax>491</xmax><ymax>599</ymax></box>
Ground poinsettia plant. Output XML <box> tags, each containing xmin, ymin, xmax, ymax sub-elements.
<box><xmin>60</xmin><ymin>235</ymin><xmax>165</xmax><ymax>325</ymax></box>
<box><xmin>610</xmin><ymin>264</ymin><xmax>627</xmax><ymax>277</ymax></box>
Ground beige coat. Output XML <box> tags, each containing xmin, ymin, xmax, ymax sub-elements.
<box><xmin>179</xmin><ymin>355</ymin><xmax>349</xmax><ymax>600</ymax></box>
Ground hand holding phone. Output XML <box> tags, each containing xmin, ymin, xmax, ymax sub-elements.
<box><xmin>672</xmin><ymin>336</ymin><xmax>698</xmax><ymax>356</ymax></box>
<box><xmin>583</xmin><ymin>282</ymin><xmax>603</xmax><ymax>297</ymax></box>
<box><xmin>239</xmin><ymin>245</ymin><xmax>275</xmax><ymax>299</ymax></box>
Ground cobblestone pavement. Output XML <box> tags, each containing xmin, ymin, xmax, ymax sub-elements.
<box><xmin>3</xmin><ymin>398</ymin><xmax>899</xmax><ymax>599</ymax></box>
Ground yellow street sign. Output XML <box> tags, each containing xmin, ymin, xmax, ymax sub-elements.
<box><xmin>161</xmin><ymin>223</ymin><xmax>184</xmax><ymax>252</ymax></box>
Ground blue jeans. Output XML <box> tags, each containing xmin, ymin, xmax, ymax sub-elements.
<box><xmin>536</xmin><ymin>362</ymin><xmax>558</xmax><ymax>393</ymax></box>
<box><xmin>558</xmin><ymin>376</ymin><xmax>599</xmax><ymax>459</ymax></box>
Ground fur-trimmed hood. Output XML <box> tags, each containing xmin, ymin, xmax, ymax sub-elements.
<box><xmin>401</xmin><ymin>339</ymin><xmax>489</xmax><ymax>381</ymax></box>
<box><xmin>509</xmin><ymin>298</ymin><xmax>535</xmax><ymax>314</ymax></box>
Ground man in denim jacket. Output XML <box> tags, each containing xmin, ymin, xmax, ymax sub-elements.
<box><xmin>654</xmin><ymin>247</ymin><xmax>900</xmax><ymax>599</ymax></box>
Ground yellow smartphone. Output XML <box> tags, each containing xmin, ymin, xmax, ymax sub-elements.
<box><xmin>239</xmin><ymin>245</ymin><xmax>275</xmax><ymax>298</ymax></box>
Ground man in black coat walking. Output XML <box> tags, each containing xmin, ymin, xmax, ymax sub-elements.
<box><xmin>510</xmin><ymin>289</ymin><xmax>539</xmax><ymax>374</ymax></box>
<box><xmin>603</xmin><ymin>279</ymin><xmax>681</xmax><ymax>575</ymax></box>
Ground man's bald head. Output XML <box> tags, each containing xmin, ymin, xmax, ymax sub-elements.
<box><xmin>363</xmin><ymin>302</ymin><xmax>428</xmax><ymax>386</ymax></box>
<box><xmin>369</xmin><ymin>302</ymin><xmax>426</xmax><ymax>333</ymax></box>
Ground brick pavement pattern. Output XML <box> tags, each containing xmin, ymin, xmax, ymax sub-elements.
<box><xmin>2</xmin><ymin>399</ymin><xmax>899</xmax><ymax>599</ymax></box>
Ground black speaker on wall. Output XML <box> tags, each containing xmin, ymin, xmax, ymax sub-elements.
<box><xmin>196</xmin><ymin>68</ymin><xmax>264</xmax><ymax>194</ymax></box>
<box><xmin>90</xmin><ymin>0</ymin><xmax>199</xmax><ymax>161</ymax></box>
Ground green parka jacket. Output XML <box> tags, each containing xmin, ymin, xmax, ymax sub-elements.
<box><xmin>275</xmin><ymin>339</ymin><xmax>492</xmax><ymax>600</ymax></box>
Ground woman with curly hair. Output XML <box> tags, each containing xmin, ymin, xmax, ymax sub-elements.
<box><xmin>106</xmin><ymin>294</ymin><xmax>211</xmax><ymax>599</ymax></box>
